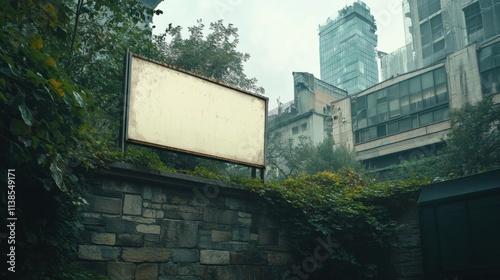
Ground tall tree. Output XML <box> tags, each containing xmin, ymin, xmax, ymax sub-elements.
<box><xmin>153</xmin><ymin>19</ymin><xmax>265</xmax><ymax>95</ymax></box>
<box><xmin>266</xmin><ymin>133</ymin><xmax>364</xmax><ymax>180</ymax></box>
<box><xmin>442</xmin><ymin>97</ymin><xmax>500</xmax><ymax>176</ymax></box>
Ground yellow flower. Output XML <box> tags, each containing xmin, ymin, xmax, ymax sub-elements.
<box><xmin>47</xmin><ymin>57</ymin><xmax>55</xmax><ymax>67</ymax></box>
<box><xmin>49</xmin><ymin>78</ymin><xmax>64</xmax><ymax>97</ymax></box>
<box><xmin>29</xmin><ymin>36</ymin><xmax>43</xmax><ymax>50</ymax></box>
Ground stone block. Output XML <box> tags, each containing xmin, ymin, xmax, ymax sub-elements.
<box><xmin>123</xmin><ymin>194</ymin><xmax>142</xmax><ymax>215</ymax></box>
<box><xmin>177</xmin><ymin>264</ymin><xmax>201</xmax><ymax>276</ymax></box>
<box><xmin>161</xmin><ymin>219</ymin><xmax>180</xmax><ymax>243</ymax></box>
<box><xmin>179</xmin><ymin>221</ymin><xmax>198</xmax><ymax>248</ymax></box>
<box><xmin>90</xmin><ymin>232</ymin><xmax>116</xmax><ymax>245</ymax></box>
<box><xmin>122</xmin><ymin>247</ymin><xmax>173</xmax><ymax>262</ymax></box>
<box><xmin>144</xmin><ymin>233</ymin><xmax>161</xmax><ymax>242</ymax></box>
<box><xmin>172</xmin><ymin>249</ymin><xmax>199</xmax><ymax>263</ymax></box>
<box><xmin>151</xmin><ymin>192</ymin><xmax>167</xmax><ymax>203</ymax></box>
<box><xmin>136</xmin><ymin>224</ymin><xmax>161</xmax><ymax>234</ymax></box>
<box><xmin>105</xmin><ymin>218</ymin><xmax>136</xmax><ymax>233</ymax></box>
<box><xmin>165</xmin><ymin>204</ymin><xmax>202</xmax><ymax>220</ymax></box>
<box><xmin>159</xmin><ymin>263</ymin><xmax>177</xmax><ymax>275</ymax></box>
<box><xmin>143</xmin><ymin>201</ymin><xmax>162</xmax><ymax>209</ymax></box>
<box><xmin>102</xmin><ymin>179</ymin><xmax>142</xmax><ymax>194</ymax></box>
<box><xmin>107</xmin><ymin>262</ymin><xmax>136</xmax><ymax>280</ymax></box>
<box><xmin>211</xmin><ymin>230</ymin><xmax>232</xmax><ymax>243</ymax></box>
<box><xmin>237</xmin><ymin>216</ymin><xmax>252</xmax><ymax>226</ymax></box>
<box><xmin>82</xmin><ymin>214</ymin><xmax>104</xmax><ymax>226</ymax></box>
<box><xmin>200</xmin><ymin>250</ymin><xmax>230</xmax><ymax>265</ymax></box>
<box><xmin>203</xmin><ymin>208</ymin><xmax>237</xmax><ymax>225</ymax></box>
<box><xmin>143</xmin><ymin>209</ymin><xmax>164</xmax><ymax>219</ymax></box>
<box><xmin>250</xmin><ymin>233</ymin><xmax>259</xmax><ymax>241</ymax></box>
<box><xmin>116</xmin><ymin>233</ymin><xmax>144</xmax><ymax>247</ymax></box>
<box><xmin>143</xmin><ymin>186</ymin><xmax>152</xmax><ymax>200</ymax></box>
<box><xmin>230</xmin><ymin>251</ymin><xmax>245</xmax><ymax>264</ymax></box>
<box><xmin>211</xmin><ymin>241</ymin><xmax>249</xmax><ymax>252</ymax></box>
<box><xmin>225</xmin><ymin>198</ymin><xmax>246</xmax><ymax>211</ymax></box>
<box><xmin>122</xmin><ymin>215</ymin><xmax>156</xmax><ymax>224</ymax></box>
<box><xmin>232</xmin><ymin>226</ymin><xmax>251</xmax><ymax>241</ymax></box>
<box><xmin>170</xmin><ymin>195</ymin><xmax>189</xmax><ymax>204</ymax></box>
<box><xmin>135</xmin><ymin>263</ymin><xmax>158</xmax><ymax>280</ymax></box>
<box><xmin>77</xmin><ymin>245</ymin><xmax>120</xmax><ymax>261</ymax></box>
<box><xmin>85</xmin><ymin>195</ymin><xmax>122</xmax><ymax>215</ymax></box>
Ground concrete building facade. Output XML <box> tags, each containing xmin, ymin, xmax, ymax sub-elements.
<box><xmin>319</xmin><ymin>1</ymin><xmax>379</xmax><ymax>94</ymax></box>
<box><xmin>331</xmin><ymin>38</ymin><xmax>500</xmax><ymax>170</ymax></box>
<box><xmin>267</xmin><ymin>72</ymin><xmax>347</xmax><ymax>147</ymax></box>
<box><xmin>379</xmin><ymin>0</ymin><xmax>417</xmax><ymax>81</ymax></box>
<box><xmin>408</xmin><ymin>0</ymin><xmax>500</xmax><ymax>68</ymax></box>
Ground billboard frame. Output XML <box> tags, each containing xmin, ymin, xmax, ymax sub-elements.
<box><xmin>121</xmin><ymin>51</ymin><xmax>268</xmax><ymax>172</ymax></box>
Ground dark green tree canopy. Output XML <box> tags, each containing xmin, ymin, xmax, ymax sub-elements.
<box><xmin>443</xmin><ymin>97</ymin><xmax>500</xmax><ymax>176</ymax></box>
<box><xmin>153</xmin><ymin>19</ymin><xmax>265</xmax><ymax>95</ymax></box>
<box><xmin>266</xmin><ymin>133</ymin><xmax>364</xmax><ymax>180</ymax></box>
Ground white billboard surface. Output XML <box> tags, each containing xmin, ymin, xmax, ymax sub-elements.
<box><xmin>125</xmin><ymin>54</ymin><xmax>267</xmax><ymax>168</ymax></box>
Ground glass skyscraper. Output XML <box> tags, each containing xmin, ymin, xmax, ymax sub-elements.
<box><xmin>319</xmin><ymin>1</ymin><xmax>378</xmax><ymax>94</ymax></box>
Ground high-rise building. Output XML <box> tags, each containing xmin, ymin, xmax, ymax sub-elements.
<box><xmin>319</xmin><ymin>1</ymin><xmax>378</xmax><ymax>94</ymax></box>
<box><xmin>379</xmin><ymin>0</ymin><xmax>417</xmax><ymax>81</ymax></box>
<box><xmin>408</xmin><ymin>0</ymin><xmax>500</xmax><ymax>68</ymax></box>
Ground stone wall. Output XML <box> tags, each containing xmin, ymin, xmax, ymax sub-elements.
<box><xmin>380</xmin><ymin>205</ymin><xmax>424</xmax><ymax>280</ymax></box>
<box><xmin>77</xmin><ymin>163</ymin><xmax>295</xmax><ymax>280</ymax></box>
<box><xmin>76</xmin><ymin>163</ymin><xmax>425</xmax><ymax>280</ymax></box>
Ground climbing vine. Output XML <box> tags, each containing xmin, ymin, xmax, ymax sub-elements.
<box><xmin>241</xmin><ymin>169</ymin><xmax>430</xmax><ymax>279</ymax></box>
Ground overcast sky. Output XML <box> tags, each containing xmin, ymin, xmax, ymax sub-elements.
<box><xmin>152</xmin><ymin>0</ymin><xmax>407</xmax><ymax>110</ymax></box>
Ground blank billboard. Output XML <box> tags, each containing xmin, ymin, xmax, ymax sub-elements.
<box><xmin>124</xmin><ymin>53</ymin><xmax>267</xmax><ymax>168</ymax></box>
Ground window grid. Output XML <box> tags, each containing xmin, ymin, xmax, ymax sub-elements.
<box><xmin>351</xmin><ymin>67</ymin><xmax>449</xmax><ymax>144</ymax></box>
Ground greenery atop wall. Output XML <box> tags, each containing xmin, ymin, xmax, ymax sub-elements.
<box><xmin>190</xmin><ymin>167</ymin><xmax>430</xmax><ymax>279</ymax></box>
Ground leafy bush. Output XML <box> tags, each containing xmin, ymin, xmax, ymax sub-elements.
<box><xmin>242</xmin><ymin>169</ymin><xmax>429</xmax><ymax>279</ymax></box>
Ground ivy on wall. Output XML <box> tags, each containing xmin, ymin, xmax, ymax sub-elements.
<box><xmin>237</xmin><ymin>169</ymin><xmax>430</xmax><ymax>279</ymax></box>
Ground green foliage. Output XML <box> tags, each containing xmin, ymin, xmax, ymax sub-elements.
<box><xmin>388</xmin><ymin>155</ymin><xmax>445</xmax><ymax>181</ymax></box>
<box><xmin>442</xmin><ymin>97</ymin><xmax>500</xmax><ymax>176</ymax></box>
<box><xmin>242</xmin><ymin>171</ymin><xmax>429</xmax><ymax>278</ymax></box>
<box><xmin>0</xmin><ymin>1</ymin><xmax>90</xmax><ymax>275</ymax></box>
<box><xmin>388</xmin><ymin>97</ymin><xmax>500</xmax><ymax>180</ymax></box>
<box><xmin>266</xmin><ymin>133</ymin><xmax>364</xmax><ymax>180</ymax></box>
<box><xmin>298</xmin><ymin>136</ymin><xmax>365</xmax><ymax>175</ymax></box>
<box><xmin>266</xmin><ymin>132</ymin><xmax>305</xmax><ymax>178</ymax></box>
<box><xmin>0</xmin><ymin>1</ymin><xmax>168</xmax><ymax>278</ymax></box>
<box><xmin>153</xmin><ymin>19</ymin><xmax>265</xmax><ymax>95</ymax></box>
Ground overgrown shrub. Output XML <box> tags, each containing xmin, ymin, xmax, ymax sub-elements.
<box><xmin>242</xmin><ymin>169</ymin><xmax>429</xmax><ymax>279</ymax></box>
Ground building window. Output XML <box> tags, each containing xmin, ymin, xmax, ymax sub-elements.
<box><xmin>292</xmin><ymin>126</ymin><xmax>299</xmax><ymax>135</ymax></box>
<box><xmin>420</xmin><ymin>14</ymin><xmax>444</xmax><ymax>58</ymax></box>
<box><xmin>418</xmin><ymin>0</ymin><xmax>441</xmax><ymax>21</ymax></box>
<box><xmin>352</xmin><ymin>67</ymin><xmax>449</xmax><ymax>144</ymax></box>
<box><xmin>463</xmin><ymin>2</ymin><xmax>483</xmax><ymax>43</ymax></box>
<box><xmin>479</xmin><ymin>41</ymin><xmax>500</xmax><ymax>95</ymax></box>
<box><xmin>301</xmin><ymin>122</ymin><xmax>308</xmax><ymax>131</ymax></box>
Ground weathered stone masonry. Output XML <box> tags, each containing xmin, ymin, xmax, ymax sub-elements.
<box><xmin>77</xmin><ymin>163</ymin><xmax>296</xmax><ymax>280</ymax></box>
<box><xmin>77</xmin><ymin>163</ymin><xmax>425</xmax><ymax>280</ymax></box>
